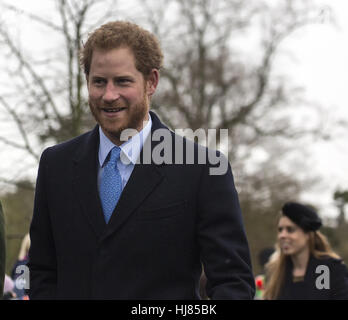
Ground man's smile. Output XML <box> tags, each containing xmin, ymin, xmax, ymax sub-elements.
<box><xmin>101</xmin><ymin>107</ymin><xmax>127</xmax><ymax>113</ymax></box>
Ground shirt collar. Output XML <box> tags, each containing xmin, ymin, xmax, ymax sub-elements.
<box><xmin>98</xmin><ymin>113</ymin><xmax>152</xmax><ymax>167</ymax></box>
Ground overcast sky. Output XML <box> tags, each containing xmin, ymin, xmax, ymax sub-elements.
<box><xmin>274</xmin><ymin>0</ymin><xmax>348</xmax><ymax>220</ymax></box>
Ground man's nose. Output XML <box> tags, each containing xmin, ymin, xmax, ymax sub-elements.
<box><xmin>103</xmin><ymin>82</ymin><xmax>120</xmax><ymax>102</ymax></box>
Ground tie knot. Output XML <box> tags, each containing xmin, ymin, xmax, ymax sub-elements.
<box><xmin>108</xmin><ymin>146</ymin><xmax>121</xmax><ymax>164</ymax></box>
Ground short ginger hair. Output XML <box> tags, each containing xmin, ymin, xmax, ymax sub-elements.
<box><xmin>80</xmin><ymin>21</ymin><xmax>164</xmax><ymax>79</ymax></box>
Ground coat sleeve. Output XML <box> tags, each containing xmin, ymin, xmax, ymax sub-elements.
<box><xmin>197</xmin><ymin>151</ymin><xmax>255</xmax><ymax>299</ymax></box>
<box><xmin>28</xmin><ymin>148</ymin><xmax>57</xmax><ymax>299</ymax></box>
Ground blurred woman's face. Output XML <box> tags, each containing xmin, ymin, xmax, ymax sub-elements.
<box><xmin>277</xmin><ymin>216</ymin><xmax>309</xmax><ymax>256</ymax></box>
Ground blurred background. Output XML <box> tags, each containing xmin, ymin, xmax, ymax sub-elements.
<box><xmin>0</xmin><ymin>0</ymin><xmax>348</xmax><ymax>277</ymax></box>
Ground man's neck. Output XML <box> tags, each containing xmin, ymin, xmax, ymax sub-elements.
<box><xmin>102</xmin><ymin>113</ymin><xmax>150</xmax><ymax>146</ymax></box>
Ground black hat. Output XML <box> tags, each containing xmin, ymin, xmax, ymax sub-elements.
<box><xmin>282</xmin><ymin>202</ymin><xmax>322</xmax><ymax>231</ymax></box>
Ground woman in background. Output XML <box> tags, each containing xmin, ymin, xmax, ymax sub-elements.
<box><xmin>264</xmin><ymin>202</ymin><xmax>348</xmax><ymax>300</ymax></box>
<box><xmin>11</xmin><ymin>233</ymin><xmax>30</xmax><ymax>299</ymax></box>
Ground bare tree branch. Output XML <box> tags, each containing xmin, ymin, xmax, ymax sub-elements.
<box><xmin>0</xmin><ymin>97</ymin><xmax>40</xmax><ymax>160</ymax></box>
<box><xmin>0</xmin><ymin>27</ymin><xmax>64</xmax><ymax>125</ymax></box>
<box><xmin>1</xmin><ymin>3</ymin><xmax>63</xmax><ymax>32</ymax></box>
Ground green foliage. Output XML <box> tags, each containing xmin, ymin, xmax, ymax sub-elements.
<box><xmin>242</xmin><ymin>203</ymin><xmax>278</xmax><ymax>276</ymax></box>
<box><xmin>334</xmin><ymin>190</ymin><xmax>348</xmax><ymax>204</ymax></box>
<box><xmin>0</xmin><ymin>201</ymin><xmax>6</xmax><ymax>297</ymax></box>
<box><xmin>333</xmin><ymin>189</ymin><xmax>348</xmax><ymax>227</ymax></box>
<box><xmin>331</xmin><ymin>224</ymin><xmax>348</xmax><ymax>264</ymax></box>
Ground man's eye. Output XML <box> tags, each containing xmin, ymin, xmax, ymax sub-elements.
<box><xmin>93</xmin><ymin>78</ymin><xmax>105</xmax><ymax>86</ymax></box>
<box><xmin>117</xmin><ymin>78</ymin><xmax>131</xmax><ymax>85</ymax></box>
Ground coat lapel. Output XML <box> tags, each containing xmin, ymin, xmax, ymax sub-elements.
<box><xmin>73</xmin><ymin>126</ymin><xmax>106</xmax><ymax>239</ymax></box>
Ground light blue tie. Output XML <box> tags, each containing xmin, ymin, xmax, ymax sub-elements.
<box><xmin>99</xmin><ymin>146</ymin><xmax>122</xmax><ymax>224</ymax></box>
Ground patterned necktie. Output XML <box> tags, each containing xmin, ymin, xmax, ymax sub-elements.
<box><xmin>99</xmin><ymin>146</ymin><xmax>122</xmax><ymax>223</ymax></box>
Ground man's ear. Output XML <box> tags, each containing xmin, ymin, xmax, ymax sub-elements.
<box><xmin>146</xmin><ymin>69</ymin><xmax>159</xmax><ymax>97</ymax></box>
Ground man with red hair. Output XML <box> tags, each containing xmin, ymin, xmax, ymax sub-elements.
<box><xmin>28</xmin><ymin>21</ymin><xmax>255</xmax><ymax>300</ymax></box>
